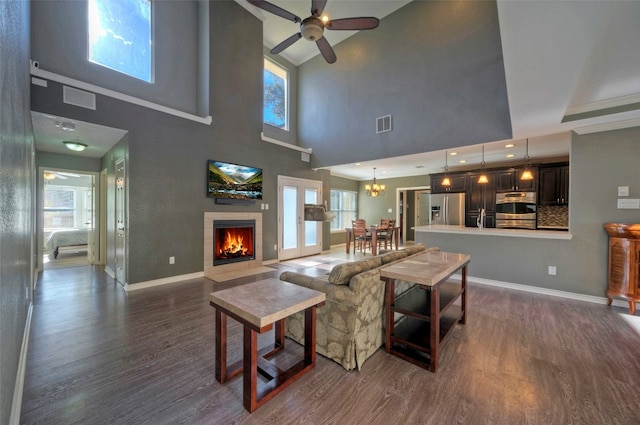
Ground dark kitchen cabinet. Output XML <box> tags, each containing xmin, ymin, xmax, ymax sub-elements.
<box><xmin>496</xmin><ymin>167</ymin><xmax>537</xmax><ymax>192</ymax></box>
<box><xmin>430</xmin><ymin>172</ymin><xmax>467</xmax><ymax>193</ymax></box>
<box><xmin>539</xmin><ymin>164</ymin><xmax>569</xmax><ymax>205</ymax></box>
<box><xmin>466</xmin><ymin>170</ymin><xmax>496</xmax><ymax>228</ymax></box>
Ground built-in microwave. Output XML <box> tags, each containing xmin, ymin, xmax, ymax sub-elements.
<box><xmin>495</xmin><ymin>192</ymin><xmax>537</xmax><ymax>230</ymax></box>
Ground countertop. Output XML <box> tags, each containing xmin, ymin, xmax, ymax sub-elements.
<box><xmin>414</xmin><ymin>225</ymin><xmax>573</xmax><ymax>240</ymax></box>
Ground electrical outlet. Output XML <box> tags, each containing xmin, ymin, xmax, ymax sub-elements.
<box><xmin>548</xmin><ymin>266</ymin><xmax>556</xmax><ymax>276</ymax></box>
<box><xmin>388</xmin><ymin>208</ymin><xmax>393</xmax><ymax>213</ymax></box>
<box><xmin>618</xmin><ymin>186</ymin><xmax>629</xmax><ymax>197</ymax></box>
<box><xmin>169</xmin><ymin>256</ymin><xmax>175</xmax><ymax>264</ymax></box>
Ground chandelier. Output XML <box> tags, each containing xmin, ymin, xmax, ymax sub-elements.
<box><xmin>365</xmin><ymin>167</ymin><xmax>385</xmax><ymax>197</ymax></box>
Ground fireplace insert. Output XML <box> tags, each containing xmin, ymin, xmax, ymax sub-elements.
<box><xmin>213</xmin><ymin>219</ymin><xmax>256</xmax><ymax>265</ymax></box>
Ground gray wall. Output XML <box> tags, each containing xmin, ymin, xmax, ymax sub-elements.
<box><xmin>31</xmin><ymin>1</ymin><xmax>329</xmax><ymax>285</ymax></box>
<box><xmin>298</xmin><ymin>0</ymin><xmax>511</xmax><ymax>168</ymax></box>
<box><xmin>30</xmin><ymin>0</ymin><xmax>200</xmax><ymax>114</ymax></box>
<box><xmin>416</xmin><ymin>127</ymin><xmax>640</xmax><ymax>297</ymax></box>
<box><xmin>0</xmin><ymin>1</ymin><xmax>34</xmax><ymax>424</ymax></box>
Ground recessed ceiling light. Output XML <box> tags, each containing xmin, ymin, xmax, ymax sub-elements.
<box><xmin>506</xmin><ymin>153</ymin><xmax>515</xmax><ymax>158</ymax></box>
<box><xmin>505</xmin><ymin>143</ymin><xmax>514</xmax><ymax>148</ymax></box>
<box><xmin>450</xmin><ymin>152</ymin><xmax>458</xmax><ymax>156</ymax></box>
<box><xmin>63</xmin><ymin>141</ymin><xmax>88</xmax><ymax>152</ymax></box>
<box><xmin>355</xmin><ymin>163</ymin><xmax>361</xmax><ymax>166</ymax></box>
<box><xmin>459</xmin><ymin>159</ymin><xmax>467</xmax><ymax>164</ymax></box>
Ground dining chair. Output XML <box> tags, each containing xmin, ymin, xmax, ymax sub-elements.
<box><xmin>377</xmin><ymin>218</ymin><xmax>396</xmax><ymax>250</ymax></box>
<box><xmin>352</xmin><ymin>219</ymin><xmax>371</xmax><ymax>254</ymax></box>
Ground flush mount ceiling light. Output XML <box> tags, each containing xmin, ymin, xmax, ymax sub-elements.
<box><xmin>365</xmin><ymin>167</ymin><xmax>385</xmax><ymax>198</ymax></box>
<box><xmin>521</xmin><ymin>138</ymin><xmax>533</xmax><ymax>180</ymax></box>
<box><xmin>477</xmin><ymin>145</ymin><xmax>489</xmax><ymax>184</ymax></box>
<box><xmin>63</xmin><ymin>141</ymin><xmax>88</xmax><ymax>152</ymax></box>
<box><xmin>441</xmin><ymin>150</ymin><xmax>451</xmax><ymax>187</ymax></box>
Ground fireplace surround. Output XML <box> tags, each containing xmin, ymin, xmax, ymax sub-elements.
<box><xmin>204</xmin><ymin>212</ymin><xmax>263</xmax><ymax>280</ymax></box>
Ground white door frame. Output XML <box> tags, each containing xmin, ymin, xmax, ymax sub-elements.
<box><xmin>38</xmin><ymin>166</ymin><xmax>101</xmax><ymax>270</ymax></box>
<box><xmin>277</xmin><ymin>175</ymin><xmax>323</xmax><ymax>260</ymax></box>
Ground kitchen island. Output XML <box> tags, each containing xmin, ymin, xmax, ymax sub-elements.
<box><xmin>415</xmin><ymin>224</ymin><xmax>572</xmax><ymax>240</ymax></box>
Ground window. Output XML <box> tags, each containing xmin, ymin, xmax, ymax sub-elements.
<box><xmin>88</xmin><ymin>0</ymin><xmax>153</xmax><ymax>82</ymax></box>
<box><xmin>264</xmin><ymin>58</ymin><xmax>288</xmax><ymax>130</ymax></box>
<box><xmin>330</xmin><ymin>189</ymin><xmax>357</xmax><ymax>231</ymax></box>
<box><xmin>44</xmin><ymin>188</ymin><xmax>76</xmax><ymax>229</ymax></box>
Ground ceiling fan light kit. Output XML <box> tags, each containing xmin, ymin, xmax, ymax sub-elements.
<box><xmin>249</xmin><ymin>0</ymin><xmax>380</xmax><ymax>64</ymax></box>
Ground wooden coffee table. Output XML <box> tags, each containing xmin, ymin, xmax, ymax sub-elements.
<box><xmin>209</xmin><ymin>278</ymin><xmax>326</xmax><ymax>412</ymax></box>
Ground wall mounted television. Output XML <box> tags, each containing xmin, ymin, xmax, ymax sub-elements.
<box><xmin>207</xmin><ymin>160</ymin><xmax>263</xmax><ymax>200</ymax></box>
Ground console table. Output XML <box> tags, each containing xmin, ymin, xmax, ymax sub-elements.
<box><xmin>209</xmin><ymin>278</ymin><xmax>325</xmax><ymax>412</ymax></box>
<box><xmin>381</xmin><ymin>251</ymin><xmax>470</xmax><ymax>372</ymax></box>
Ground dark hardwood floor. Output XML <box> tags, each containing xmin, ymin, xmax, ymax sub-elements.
<box><xmin>20</xmin><ymin>252</ymin><xmax>640</xmax><ymax>424</ymax></box>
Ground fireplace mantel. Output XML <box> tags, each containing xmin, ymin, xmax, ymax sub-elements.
<box><xmin>204</xmin><ymin>212</ymin><xmax>263</xmax><ymax>280</ymax></box>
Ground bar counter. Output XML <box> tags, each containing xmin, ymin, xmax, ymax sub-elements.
<box><xmin>414</xmin><ymin>224</ymin><xmax>573</xmax><ymax>240</ymax></box>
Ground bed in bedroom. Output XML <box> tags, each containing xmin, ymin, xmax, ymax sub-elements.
<box><xmin>45</xmin><ymin>228</ymin><xmax>89</xmax><ymax>259</ymax></box>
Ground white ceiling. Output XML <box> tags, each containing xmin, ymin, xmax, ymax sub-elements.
<box><xmin>33</xmin><ymin>0</ymin><xmax>640</xmax><ymax>182</ymax></box>
<box><xmin>32</xmin><ymin>111</ymin><xmax>127</xmax><ymax>159</ymax></box>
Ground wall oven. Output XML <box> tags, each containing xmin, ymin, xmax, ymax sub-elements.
<box><xmin>495</xmin><ymin>192</ymin><xmax>537</xmax><ymax>230</ymax></box>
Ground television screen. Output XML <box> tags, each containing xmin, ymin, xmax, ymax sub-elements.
<box><xmin>207</xmin><ymin>160</ymin><xmax>263</xmax><ymax>200</ymax></box>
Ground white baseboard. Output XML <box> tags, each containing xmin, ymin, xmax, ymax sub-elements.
<box><xmin>467</xmin><ymin>275</ymin><xmax>628</xmax><ymax>309</ymax></box>
<box><xmin>104</xmin><ymin>266</ymin><xmax>115</xmax><ymax>279</ymax></box>
<box><xmin>10</xmin><ymin>302</ymin><xmax>33</xmax><ymax>425</ymax></box>
<box><xmin>124</xmin><ymin>272</ymin><xmax>205</xmax><ymax>292</ymax></box>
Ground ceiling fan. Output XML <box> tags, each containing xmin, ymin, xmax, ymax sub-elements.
<box><xmin>248</xmin><ymin>0</ymin><xmax>380</xmax><ymax>64</ymax></box>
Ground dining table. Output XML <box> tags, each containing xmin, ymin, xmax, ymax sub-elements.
<box><xmin>344</xmin><ymin>225</ymin><xmax>399</xmax><ymax>256</ymax></box>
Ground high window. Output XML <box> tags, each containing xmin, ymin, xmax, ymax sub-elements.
<box><xmin>88</xmin><ymin>0</ymin><xmax>153</xmax><ymax>82</ymax></box>
<box><xmin>264</xmin><ymin>58</ymin><xmax>288</xmax><ymax>130</ymax></box>
<box><xmin>330</xmin><ymin>189</ymin><xmax>357</xmax><ymax>231</ymax></box>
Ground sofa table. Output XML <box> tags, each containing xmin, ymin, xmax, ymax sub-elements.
<box><xmin>381</xmin><ymin>251</ymin><xmax>470</xmax><ymax>372</ymax></box>
<box><xmin>209</xmin><ymin>278</ymin><xmax>325</xmax><ymax>412</ymax></box>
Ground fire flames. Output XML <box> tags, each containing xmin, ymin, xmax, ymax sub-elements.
<box><xmin>217</xmin><ymin>228</ymin><xmax>253</xmax><ymax>259</ymax></box>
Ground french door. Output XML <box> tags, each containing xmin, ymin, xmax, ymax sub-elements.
<box><xmin>278</xmin><ymin>176</ymin><xmax>322</xmax><ymax>260</ymax></box>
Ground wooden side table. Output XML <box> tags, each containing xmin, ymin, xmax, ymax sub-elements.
<box><xmin>381</xmin><ymin>251</ymin><xmax>470</xmax><ymax>372</ymax></box>
<box><xmin>209</xmin><ymin>278</ymin><xmax>325</xmax><ymax>412</ymax></box>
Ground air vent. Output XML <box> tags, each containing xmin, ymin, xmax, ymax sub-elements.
<box><xmin>63</xmin><ymin>86</ymin><xmax>96</xmax><ymax>110</ymax></box>
<box><xmin>376</xmin><ymin>114</ymin><xmax>392</xmax><ymax>134</ymax></box>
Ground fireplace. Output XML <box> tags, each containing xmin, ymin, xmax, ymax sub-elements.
<box><xmin>213</xmin><ymin>220</ymin><xmax>256</xmax><ymax>266</ymax></box>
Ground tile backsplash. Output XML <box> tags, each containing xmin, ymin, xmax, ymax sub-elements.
<box><xmin>538</xmin><ymin>205</ymin><xmax>569</xmax><ymax>228</ymax></box>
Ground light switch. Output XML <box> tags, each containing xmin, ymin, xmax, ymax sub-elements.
<box><xmin>617</xmin><ymin>198</ymin><xmax>640</xmax><ymax>209</ymax></box>
<box><xmin>388</xmin><ymin>208</ymin><xmax>393</xmax><ymax>213</ymax></box>
<box><xmin>618</xmin><ymin>186</ymin><xmax>629</xmax><ymax>197</ymax></box>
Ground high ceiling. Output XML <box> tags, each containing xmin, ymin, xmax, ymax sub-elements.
<box><xmin>33</xmin><ymin>0</ymin><xmax>640</xmax><ymax>181</ymax></box>
<box><xmin>243</xmin><ymin>0</ymin><xmax>640</xmax><ymax>180</ymax></box>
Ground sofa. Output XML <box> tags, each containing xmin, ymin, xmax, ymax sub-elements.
<box><xmin>280</xmin><ymin>244</ymin><xmax>440</xmax><ymax>371</ymax></box>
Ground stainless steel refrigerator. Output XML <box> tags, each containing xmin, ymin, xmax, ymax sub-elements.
<box><xmin>429</xmin><ymin>193</ymin><xmax>466</xmax><ymax>225</ymax></box>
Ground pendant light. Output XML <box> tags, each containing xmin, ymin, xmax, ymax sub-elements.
<box><xmin>365</xmin><ymin>167</ymin><xmax>385</xmax><ymax>197</ymax></box>
<box><xmin>477</xmin><ymin>145</ymin><xmax>489</xmax><ymax>184</ymax></box>
<box><xmin>441</xmin><ymin>150</ymin><xmax>451</xmax><ymax>187</ymax></box>
<box><xmin>520</xmin><ymin>138</ymin><xmax>533</xmax><ymax>180</ymax></box>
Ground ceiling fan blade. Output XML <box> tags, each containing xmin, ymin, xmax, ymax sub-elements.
<box><xmin>270</xmin><ymin>32</ymin><xmax>302</xmax><ymax>54</ymax></box>
<box><xmin>316</xmin><ymin>37</ymin><xmax>337</xmax><ymax>64</ymax></box>
<box><xmin>247</xmin><ymin>0</ymin><xmax>301</xmax><ymax>23</ymax></box>
<box><xmin>326</xmin><ymin>17</ymin><xmax>380</xmax><ymax>31</ymax></box>
<box><xmin>311</xmin><ymin>0</ymin><xmax>328</xmax><ymax>17</ymax></box>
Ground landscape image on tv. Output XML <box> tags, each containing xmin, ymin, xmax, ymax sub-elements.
<box><xmin>207</xmin><ymin>160</ymin><xmax>263</xmax><ymax>200</ymax></box>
